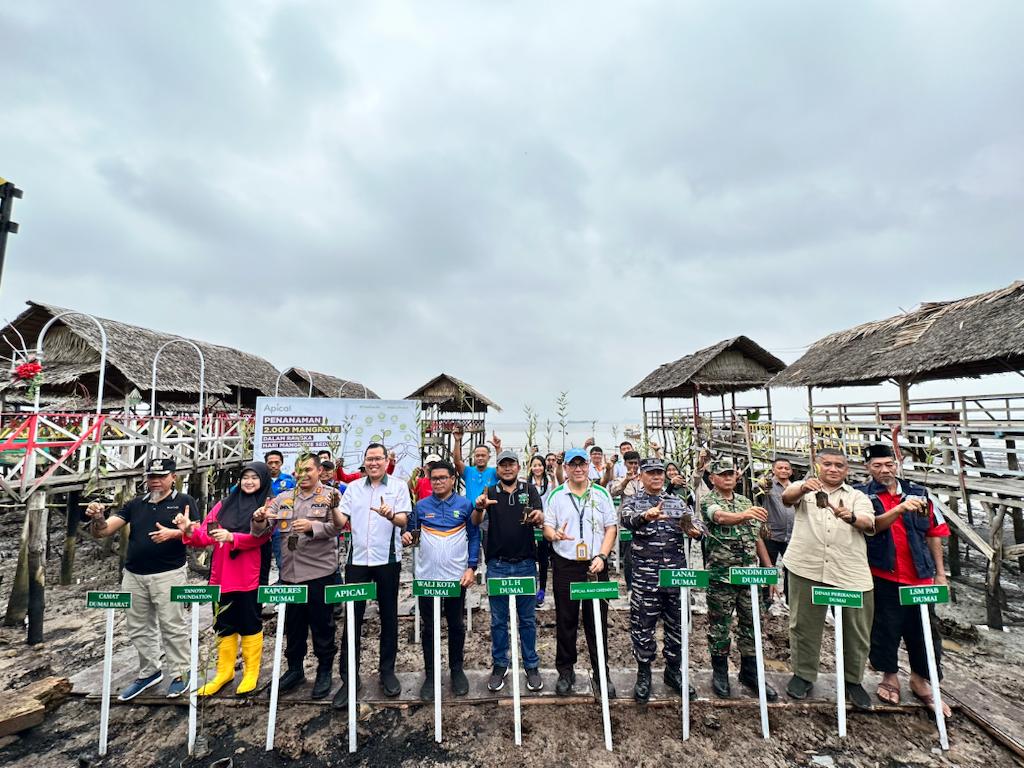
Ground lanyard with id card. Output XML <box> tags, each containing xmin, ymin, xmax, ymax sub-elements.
<box><xmin>570</xmin><ymin>491</ymin><xmax>591</xmax><ymax>561</ymax></box>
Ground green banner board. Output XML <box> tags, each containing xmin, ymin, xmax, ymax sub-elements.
<box><xmin>618</xmin><ymin>529</ymin><xmax>633</xmax><ymax>542</ymax></box>
<box><xmin>325</xmin><ymin>582</ymin><xmax>377</xmax><ymax>604</ymax></box>
<box><xmin>659</xmin><ymin>569</ymin><xmax>710</xmax><ymax>589</ymax></box>
<box><xmin>412</xmin><ymin>579</ymin><xmax>462</xmax><ymax>598</ymax></box>
<box><xmin>811</xmin><ymin>587</ymin><xmax>863</xmax><ymax>608</ymax></box>
<box><xmin>86</xmin><ymin>591</ymin><xmax>132</xmax><ymax>609</ymax></box>
<box><xmin>728</xmin><ymin>567</ymin><xmax>779</xmax><ymax>586</ymax></box>
<box><xmin>170</xmin><ymin>585</ymin><xmax>221</xmax><ymax>603</ymax></box>
<box><xmin>569</xmin><ymin>581</ymin><xmax>620</xmax><ymax>601</ymax></box>
<box><xmin>899</xmin><ymin>584</ymin><xmax>950</xmax><ymax>606</ymax></box>
<box><xmin>487</xmin><ymin>577</ymin><xmax>537</xmax><ymax>597</ymax></box>
<box><xmin>257</xmin><ymin>585</ymin><xmax>308</xmax><ymax>604</ymax></box>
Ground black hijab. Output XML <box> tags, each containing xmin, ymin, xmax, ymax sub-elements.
<box><xmin>218</xmin><ymin>461</ymin><xmax>273</xmax><ymax>533</ymax></box>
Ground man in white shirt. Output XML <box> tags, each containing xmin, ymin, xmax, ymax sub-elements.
<box><xmin>332</xmin><ymin>443</ymin><xmax>411</xmax><ymax>705</ymax></box>
<box><xmin>544</xmin><ymin>448</ymin><xmax>619</xmax><ymax>697</ymax></box>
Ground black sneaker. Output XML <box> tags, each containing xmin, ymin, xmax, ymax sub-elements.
<box><xmin>381</xmin><ymin>671</ymin><xmax>401</xmax><ymax>698</ymax></box>
<box><xmin>278</xmin><ymin>668</ymin><xmax>306</xmax><ymax>694</ymax></box>
<box><xmin>330</xmin><ymin>675</ymin><xmax>362</xmax><ymax>709</ymax></box>
<box><xmin>555</xmin><ymin>670</ymin><xmax>575</xmax><ymax>696</ymax></box>
<box><xmin>419</xmin><ymin>674</ymin><xmax>434</xmax><ymax>702</ymax></box>
<box><xmin>846</xmin><ymin>683</ymin><xmax>873</xmax><ymax>711</ymax></box>
<box><xmin>525</xmin><ymin>668</ymin><xmax>543</xmax><ymax>692</ymax></box>
<box><xmin>786</xmin><ymin>675</ymin><xmax>813</xmax><ymax>700</ymax></box>
<box><xmin>451</xmin><ymin>669</ymin><xmax>469</xmax><ymax>696</ymax></box>
<box><xmin>311</xmin><ymin>667</ymin><xmax>332</xmax><ymax>700</ymax></box>
<box><xmin>592</xmin><ymin>671</ymin><xmax>616</xmax><ymax>699</ymax></box>
<box><xmin>487</xmin><ymin>665</ymin><xmax>509</xmax><ymax>692</ymax></box>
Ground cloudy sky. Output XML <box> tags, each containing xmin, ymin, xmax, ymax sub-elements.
<box><xmin>1</xmin><ymin>1</ymin><xmax>1022</xmax><ymax>423</ymax></box>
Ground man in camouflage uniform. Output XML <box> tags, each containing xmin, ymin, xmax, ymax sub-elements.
<box><xmin>621</xmin><ymin>458</ymin><xmax>703</xmax><ymax>703</ymax></box>
<box><xmin>701</xmin><ymin>457</ymin><xmax>778</xmax><ymax>700</ymax></box>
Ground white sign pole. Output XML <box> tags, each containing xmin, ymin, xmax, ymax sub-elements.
<box><xmin>413</xmin><ymin>548</ymin><xmax>421</xmax><ymax>641</ymax></box>
<box><xmin>187</xmin><ymin>605</ymin><xmax>200</xmax><ymax>754</ymax></box>
<box><xmin>834</xmin><ymin>606</ymin><xmax>846</xmax><ymax>738</ymax></box>
<box><xmin>265</xmin><ymin>603</ymin><xmax>286</xmax><ymax>751</ymax></box>
<box><xmin>467</xmin><ymin>594</ymin><xmax>472</xmax><ymax>633</ymax></box>
<box><xmin>509</xmin><ymin>594</ymin><xmax>522</xmax><ymax>746</ymax></box>
<box><xmin>749</xmin><ymin>584</ymin><xmax>770</xmax><ymax>739</ymax></box>
<box><xmin>681</xmin><ymin>586</ymin><xmax>690</xmax><ymax>740</ymax></box>
<box><xmin>98</xmin><ymin>608</ymin><xmax>114</xmax><ymax>757</ymax></box>
<box><xmin>920</xmin><ymin>604</ymin><xmax>949</xmax><ymax>750</ymax></box>
<box><xmin>593</xmin><ymin>598</ymin><xmax>613</xmax><ymax>752</ymax></box>
<box><xmin>434</xmin><ymin>595</ymin><xmax>442</xmax><ymax>743</ymax></box>
<box><xmin>347</xmin><ymin>601</ymin><xmax>357</xmax><ymax>753</ymax></box>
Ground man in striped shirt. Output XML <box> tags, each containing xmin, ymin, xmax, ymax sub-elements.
<box><xmin>406</xmin><ymin>460</ymin><xmax>480</xmax><ymax>700</ymax></box>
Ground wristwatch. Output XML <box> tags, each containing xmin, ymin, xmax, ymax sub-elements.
<box><xmin>596</xmin><ymin>553</ymin><xmax>609</xmax><ymax>564</ymax></box>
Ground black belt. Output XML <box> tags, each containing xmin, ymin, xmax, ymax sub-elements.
<box><xmin>493</xmin><ymin>556</ymin><xmax>531</xmax><ymax>564</ymax></box>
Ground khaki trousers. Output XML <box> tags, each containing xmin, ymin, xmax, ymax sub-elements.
<box><xmin>121</xmin><ymin>565</ymin><xmax>191</xmax><ymax>680</ymax></box>
<box><xmin>788</xmin><ymin>571</ymin><xmax>874</xmax><ymax>684</ymax></box>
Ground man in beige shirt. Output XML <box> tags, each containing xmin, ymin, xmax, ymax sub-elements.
<box><xmin>781</xmin><ymin>448</ymin><xmax>876</xmax><ymax>710</ymax></box>
<box><xmin>252</xmin><ymin>454</ymin><xmax>343</xmax><ymax>699</ymax></box>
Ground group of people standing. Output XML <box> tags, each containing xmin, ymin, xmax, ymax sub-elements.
<box><xmin>83</xmin><ymin>434</ymin><xmax>949</xmax><ymax>718</ymax></box>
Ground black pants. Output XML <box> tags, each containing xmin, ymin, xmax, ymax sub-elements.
<box><xmin>622</xmin><ymin>545</ymin><xmax>633</xmax><ymax>591</ymax></box>
<box><xmin>418</xmin><ymin>591</ymin><xmax>466</xmax><ymax>671</ymax></box>
<box><xmin>536</xmin><ymin>539</ymin><xmax>552</xmax><ymax>592</ymax></box>
<box><xmin>552</xmin><ymin>554</ymin><xmax>610</xmax><ymax>675</ymax></box>
<box><xmin>339</xmin><ymin>562</ymin><xmax>401</xmax><ymax>678</ymax></box>
<box><xmin>259</xmin><ymin>539</ymin><xmax>272</xmax><ymax>591</ymax></box>
<box><xmin>284</xmin><ymin>572</ymin><xmax>339</xmax><ymax>671</ymax></box>
<box><xmin>214</xmin><ymin>589</ymin><xmax>262</xmax><ymax>637</ymax></box>
<box><xmin>763</xmin><ymin>539</ymin><xmax>788</xmax><ymax>605</ymax></box>
<box><xmin>870</xmin><ymin>576</ymin><xmax>943</xmax><ymax>680</ymax></box>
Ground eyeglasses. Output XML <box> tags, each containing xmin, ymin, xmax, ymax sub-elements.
<box><xmin>567</xmin><ymin>461</ymin><xmax>588</xmax><ymax>468</ymax></box>
<box><xmin>429</xmin><ymin>476</ymin><xmax>452</xmax><ymax>482</ymax></box>
<box><xmin>364</xmin><ymin>456</ymin><xmax>386</xmax><ymax>463</ymax></box>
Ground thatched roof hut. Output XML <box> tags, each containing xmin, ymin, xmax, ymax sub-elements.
<box><xmin>769</xmin><ymin>281</ymin><xmax>1024</xmax><ymax>389</ymax></box>
<box><xmin>624</xmin><ymin>336</ymin><xmax>787</xmax><ymax>399</ymax></box>
<box><xmin>283</xmin><ymin>368</ymin><xmax>380</xmax><ymax>399</ymax></box>
<box><xmin>0</xmin><ymin>300</ymin><xmax>301</xmax><ymax>411</ymax></box>
<box><xmin>406</xmin><ymin>373</ymin><xmax>501</xmax><ymax>413</ymax></box>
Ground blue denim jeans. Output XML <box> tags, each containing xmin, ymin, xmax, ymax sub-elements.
<box><xmin>487</xmin><ymin>558</ymin><xmax>540</xmax><ymax>670</ymax></box>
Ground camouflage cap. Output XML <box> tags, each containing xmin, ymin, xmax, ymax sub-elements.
<box><xmin>710</xmin><ymin>456</ymin><xmax>737</xmax><ymax>474</ymax></box>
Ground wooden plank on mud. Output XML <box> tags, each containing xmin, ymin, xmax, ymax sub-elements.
<box><xmin>0</xmin><ymin>676</ymin><xmax>72</xmax><ymax>737</ymax></box>
<box><xmin>944</xmin><ymin>678</ymin><xmax>1024</xmax><ymax>760</ymax></box>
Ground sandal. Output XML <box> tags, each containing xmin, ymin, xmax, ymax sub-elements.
<box><xmin>876</xmin><ymin>681</ymin><xmax>901</xmax><ymax>706</ymax></box>
<box><xmin>911</xmin><ymin>687</ymin><xmax>952</xmax><ymax>718</ymax></box>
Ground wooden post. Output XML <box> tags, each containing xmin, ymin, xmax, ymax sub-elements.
<box><xmin>26</xmin><ymin>490</ymin><xmax>48</xmax><ymax>645</ymax></box>
<box><xmin>3</xmin><ymin>513</ymin><xmax>31</xmax><ymax>626</ymax></box>
<box><xmin>898</xmin><ymin>378</ymin><xmax>911</xmax><ymax>434</ymax></box>
<box><xmin>986</xmin><ymin>504</ymin><xmax>1005</xmax><ymax>630</ymax></box>
<box><xmin>60</xmin><ymin>491</ymin><xmax>82</xmax><ymax>586</ymax></box>
<box><xmin>807</xmin><ymin>387</ymin><xmax>816</xmax><ymax>466</ymax></box>
<box><xmin>764</xmin><ymin>386</ymin><xmax>773</xmax><ymax>425</ymax></box>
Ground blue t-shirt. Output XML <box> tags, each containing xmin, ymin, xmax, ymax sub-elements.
<box><xmin>462</xmin><ymin>465</ymin><xmax>497</xmax><ymax>504</ymax></box>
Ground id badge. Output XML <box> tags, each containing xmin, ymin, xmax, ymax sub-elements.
<box><xmin>575</xmin><ymin>541</ymin><xmax>588</xmax><ymax>561</ymax></box>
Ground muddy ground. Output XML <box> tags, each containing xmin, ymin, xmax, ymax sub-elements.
<box><xmin>0</xmin><ymin>516</ymin><xmax>1022</xmax><ymax>767</ymax></box>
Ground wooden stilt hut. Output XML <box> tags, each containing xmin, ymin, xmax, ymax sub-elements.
<box><xmin>624</xmin><ymin>336</ymin><xmax>786</xmax><ymax>477</ymax></box>
<box><xmin>406</xmin><ymin>373</ymin><xmax>501</xmax><ymax>464</ymax></box>
<box><xmin>768</xmin><ymin>280</ymin><xmax>1024</xmax><ymax>629</ymax></box>
<box><xmin>282</xmin><ymin>368</ymin><xmax>380</xmax><ymax>399</ymax></box>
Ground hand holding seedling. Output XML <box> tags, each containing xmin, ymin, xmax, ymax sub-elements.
<box><xmin>209</xmin><ymin>527</ymin><xmax>234</xmax><ymax>545</ymax></box>
<box><xmin>86</xmin><ymin>501</ymin><xmax>108</xmax><ymax>519</ymax></box>
<box><xmin>290</xmin><ymin>517</ymin><xmax>313</xmax><ymax>534</ymax></box>
<box><xmin>802</xmin><ymin>477</ymin><xmax>824</xmax><ymax>494</ymax></box>
<box><xmin>745</xmin><ymin>506</ymin><xmax>769</xmax><ymax>523</ymax></box>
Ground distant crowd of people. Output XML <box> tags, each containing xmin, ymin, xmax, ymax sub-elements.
<box><xmin>83</xmin><ymin>432</ymin><xmax>950</xmax><ymax>717</ymax></box>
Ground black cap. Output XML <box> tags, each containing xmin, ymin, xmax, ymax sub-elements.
<box><xmin>145</xmin><ymin>457</ymin><xmax>176</xmax><ymax>475</ymax></box>
<box><xmin>639</xmin><ymin>458</ymin><xmax>665</xmax><ymax>472</ymax></box>
<box><xmin>865</xmin><ymin>444</ymin><xmax>895</xmax><ymax>461</ymax></box>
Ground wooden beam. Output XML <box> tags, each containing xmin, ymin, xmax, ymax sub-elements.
<box><xmin>931</xmin><ymin>495</ymin><xmax>994</xmax><ymax>560</ymax></box>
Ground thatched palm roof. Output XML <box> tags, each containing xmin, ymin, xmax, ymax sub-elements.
<box><xmin>0</xmin><ymin>300</ymin><xmax>302</xmax><ymax>408</ymax></box>
<box><xmin>769</xmin><ymin>281</ymin><xmax>1024</xmax><ymax>389</ymax></box>
<box><xmin>406</xmin><ymin>373</ymin><xmax>501</xmax><ymax>412</ymax></box>
<box><xmin>624</xmin><ymin>336</ymin><xmax>787</xmax><ymax>398</ymax></box>
<box><xmin>284</xmin><ymin>368</ymin><xmax>380</xmax><ymax>399</ymax></box>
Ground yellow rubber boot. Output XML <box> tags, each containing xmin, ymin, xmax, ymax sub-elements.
<box><xmin>198</xmin><ymin>634</ymin><xmax>238</xmax><ymax>696</ymax></box>
<box><xmin>235</xmin><ymin>631</ymin><xmax>264</xmax><ymax>695</ymax></box>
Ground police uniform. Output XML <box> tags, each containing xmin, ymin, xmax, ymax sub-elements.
<box><xmin>621</xmin><ymin>458</ymin><xmax>696</xmax><ymax>701</ymax></box>
<box><xmin>700</xmin><ymin>457</ymin><xmax>777</xmax><ymax>699</ymax></box>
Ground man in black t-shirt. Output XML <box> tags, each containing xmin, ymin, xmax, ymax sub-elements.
<box><xmin>86</xmin><ymin>458</ymin><xmax>196</xmax><ymax>701</ymax></box>
<box><xmin>472</xmin><ymin>450</ymin><xmax>545</xmax><ymax>693</ymax></box>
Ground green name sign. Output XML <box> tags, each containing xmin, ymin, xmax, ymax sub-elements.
<box><xmin>534</xmin><ymin>528</ymin><xmax>543</xmax><ymax>542</ymax></box>
<box><xmin>811</xmin><ymin>587</ymin><xmax>863</xmax><ymax>608</ymax></box>
<box><xmin>618</xmin><ymin>529</ymin><xmax>633</xmax><ymax>542</ymax></box>
<box><xmin>899</xmin><ymin>584</ymin><xmax>950</xmax><ymax>606</ymax></box>
<box><xmin>569</xmin><ymin>581</ymin><xmax>620</xmax><ymax>601</ymax></box>
<box><xmin>170</xmin><ymin>585</ymin><xmax>221</xmax><ymax>603</ymax></box>
<box><xmin>258</xmin><ymin>585</ymin><xmax>308</xmax><ymax>604</ymax></box>
<box><xmin>412</xmin><ymin>579</ymin><xmax>461</xmax><ymax>598</ymax></box>
<box><xmin>729</xmin><ymin>567</ymin><xmax>779</xmax><ymax>586</ymax></box>
<box><xmin>86</xmin><ymin>591</ymin><xmax>132</xmax><ymax>609</ymax></box>
<box><xmin>487</xmin><ymin>577</ymin><xmax>537</xmax><ymax>597</ymax></box>
<box><xmin>659</xmin><ymin>569</ymin><xmax>710</xmax><ymax>589</ymax></box>
<box><xmin>325</xmin><ymin>582</ymin><xmax>377</xmax><ymax>604</ymax></box>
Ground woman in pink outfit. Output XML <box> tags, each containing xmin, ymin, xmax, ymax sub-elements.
<box><xmin>176</xmin><ymin>461</ymin><xmax>272</xmax><ymax>696</ymax></box>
